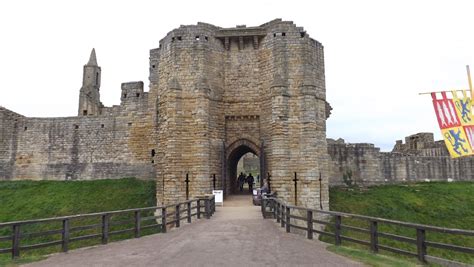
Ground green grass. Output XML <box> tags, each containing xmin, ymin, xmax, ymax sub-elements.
<box><xmin>1</xmin><ymin>179</ymin><xmax>473</xmax><ymax>266</ymax></box>
<box><xmin>322</xmin><ymin>182</ymin><xmax>474</xmax><ymax>265</ymax></box>
<box><xmin>327</xmin><ymin>245</ymin><xmax>428</xmax><ymax>267</ymax></box>
<box><xmin>0</xmin><ymin>178</ymin><xmax>156</xmax><ymax>266</ymax></box>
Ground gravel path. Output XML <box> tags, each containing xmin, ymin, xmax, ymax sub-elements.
<box><xmin>25</xmin><ymin>195</ymin><xmax>362</xmax><ymax>267</ymax></box>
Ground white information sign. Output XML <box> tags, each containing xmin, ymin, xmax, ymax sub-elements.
<box><xmin>212</xmin><ymin>190</ymin><xmax>224</xmax><ymax>206</ymax></box>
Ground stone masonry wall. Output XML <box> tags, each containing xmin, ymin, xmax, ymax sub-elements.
<box><xmin>0</xmin><ymin>107</ymin><xmax>24</xmax><ymax>179</ymax></box>
<box><xmin>328</xmin><ymin>137</ymin><xmax>474</xmax><ymax>186</ymax></box>
<box><xmin>0</xmin><ymin>108</ymin><xmax>155</xmax><ymax>181</ymax></box>
<box><xmin>0</xmin><ymin>74</ymin><xmax>156</xmax><ymax>181</ymax></box>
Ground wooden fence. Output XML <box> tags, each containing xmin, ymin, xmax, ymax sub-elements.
<box><xmin>262</xmin><ymin>196</ymin><xmax>474</xmax><ymax>265</ymax></box>
<box><xmin>0</xmin><ymin>195</ymin><xmax>215</xmax><ymax>259</ymax></box>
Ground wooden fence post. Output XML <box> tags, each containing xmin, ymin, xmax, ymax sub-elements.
<box><xmin>281</xmin><ymin>205</ymin><xmax>285</xmax><ymax>228</ymax></box>
<box><xmin>370</xmin><ymin>220</ymin><xmax>378</xmax><ymax>253</ymax></box>
<box><xmin>161</xmin><ymin>207</ymin><xmax>167</xmax><ymax>233</ymax></box>
<box><xmin>307</xmin><ymin>210</ymin><xmax>313</xmax><ymax>240</ymax></box>
<box><xmin>134</xmin><ymin>211</ymin><xmax>141</xmax><ymax>238</ymax></box>
<box><xmin>187</xmin><ymin>201</ymin><xmax>192</xmax><ymax>223</ymax></box>
<box><xmin>205</xmin><ymin>198</ymin><xmax>210</xmax><ymax>219</ymax></box>
<box><xmin>286</xmin><ymin>206</ymin><xmax>291</xmax><ymax>233</ymax></box>
<box><xmin>211</xmin><ymin>197</ymin><xmax>216</xmax><ymax>215</ymax></box>
<box><xmin>62</xmin><ymin>219</ymin><xmax>70</xmax><ymax>252</ymax></box>
<box><xmin>12</xmin><ymin>224</ymin><xmax>20</xmax><ymax>259</ymax></box>
<box><xmin>335</xmin><ymin>215</ymin><xmax>342</xmax><ymax>246</ymax></box>
<box><xmin>276</xmin><ymin>202</ymin><xmax>280</xmax><ymax>223</ymax></box>
<box><xmin>175</xmin><ymin>204</ymin><xmax>180</xmax><ymax>227</ymax></box>
<box><xmin>197</xmin><ymin>200</ymin><xmax>201</xmax><ymax>219</ymax></box>
<box><xmin>102</xmin><ymin>214</ymin><xmax>109</xmax><ymax>244</ymax></box>
<box><xmin>416</xmin><ymin>228</ymin><xmax>427</xmax><ymax>263</ymax></box>
<box><xmin>272</xmin><ymin>199</ymin><xmax>277</xmax><ymax>219</ymax></box>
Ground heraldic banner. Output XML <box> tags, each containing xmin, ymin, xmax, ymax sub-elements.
<box><xmin>431</xmin><ymin>91</ymin><xmax>473</xmax><ymax>158</ymax></box>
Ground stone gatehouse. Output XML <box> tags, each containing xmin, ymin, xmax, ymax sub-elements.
<box><xmin>0</xmin><ymin>19</ymin><xmax>330</xmax><ymax>209</ymax></box>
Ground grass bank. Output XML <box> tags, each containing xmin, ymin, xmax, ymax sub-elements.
<box><xmin>324</xmin><ymin>182</ymin><xmax>474</xmax><ymax>265</ymax></box>
<box><xmin>0</xmin><ymin>178</ymin><xmax>156</xmax><ymax>266</ymax></box>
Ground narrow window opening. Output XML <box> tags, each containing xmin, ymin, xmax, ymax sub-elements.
<box><xmin>83</xmin><ymin>110</ymin><xmax>88</xmax><ymax>115</ymax></box>
<box><xmin>128</xmin><ymin>122</ymin><xmax>132</xmax><ymax>127</ymax></box>
<box><xmin>273</xmin><ymin>33</ymin><xmax>276</xmax><ymax>37</ymax></box>
<box><xmin>151</xmin><ymin>160</ymin><xmax>155</xmax><ymax>164</ymax></box>
<box><xmin>282</xmin><ymin>32</ymin><xmax>286</xmax><ymax>36</ymax></box>
<box><xmin>24</xmin><ymin>126</ymin><xmax>27</xmax><ymax>131</ymax></box>
<box><xmin>123</xmin><ymin>93</ymin><xmax>127</xmax><ymax>98</ymax></box>
<box><xmin>136</xmin><ymin>93</ymin><xmax>140</xmax><ymax>97</ymax></box>
<box><xmin>101</xmin><ymin>124</ymin><xmax>104</xmax><ymax>128</ymax></box>
<box><xmin>151</xmin><ymin>149</ymin><xmax>156</xmax><ymax>157</ymax></box>
<box><xmin>74</xmin><ymin>125</ymin><xmax>79</xmax><ymax>129</ymax></box>
<box><xmin>171</xmin><ymin>37</ymin><xmax>175</xmax><ymax>42</ymax></box>
<box><xmin>205</xmin><ymin>36</ymin><xmax>208</xmax><ymax>41</ymax></box>
<box><xmin>177</xmin><ymin>36</ymin><xmax>182</xmax><ymax>41</ymax></box>
<box><xmin>300</xmin><ymin>32</ymin><xmax>305</xmax><ymax>38</ymax></box>
<box><xmin>152</xmin><ymin>64</ymin><xmax>156</xmax><ymax>68</ymax></box>
<box><xmin>195</xmin><ymin>36</ymin><xmax>200</xmax><ymax>41</ymax></box>
<box><xmin>95</xmin><ymin>72</ymin><xmax>99</xmax><ymax>85</ymax></box>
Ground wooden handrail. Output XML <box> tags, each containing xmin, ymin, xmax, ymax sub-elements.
<box><xmin>263</xmin><ymin>196</ymin><xmax>474</xmax><ymax>265</ymax></box>
<box><xmin>267</xmin><ymin>197</ymin><xmax>474</xmax><ymax>235</ymax></box>
<box><xmin>0</xmin><ymin>196</ymin><xmax>216</xmax><ymax>259</ymax></box>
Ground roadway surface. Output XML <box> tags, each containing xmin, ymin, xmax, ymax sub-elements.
<box><xmin>25</xmin><ymin>195</ymin><xmax>362</xmax><ymax>266</ymax></box>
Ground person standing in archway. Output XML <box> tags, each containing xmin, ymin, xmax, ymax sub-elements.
<box><xmin>238</xmin><ymin>172</ymin><xmax>245</xmax><ymax>192</ymax></box>
<box><xmin>247</xmin><ymin>173</ymin><xmax>254</xmax><ymax>193</ymax></box>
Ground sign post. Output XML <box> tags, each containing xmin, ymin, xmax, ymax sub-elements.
<box><xmin>212</xmin><ymin>190</ymin><xmax>223</xmax><ymax>206</ymax></box>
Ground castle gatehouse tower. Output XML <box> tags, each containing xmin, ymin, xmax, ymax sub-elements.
<box><xmin>150</xmin><ymin>19</ymin><xmax>330</xmax><ymax>210</ymax></box>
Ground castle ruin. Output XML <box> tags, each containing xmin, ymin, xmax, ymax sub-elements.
<box><xmin>2</xmin><ymin>19</ymin><xmax>473</xmax><ymax>209</ymax></box>
<box><xmin>0</xmin><ymin>19</ymin><xmax>330</xmax><ymax>209</ymax></box>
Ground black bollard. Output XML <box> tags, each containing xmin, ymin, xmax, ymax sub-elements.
<box><xmin>212</xmin><ymin>174</ymin><xmax>216</xmax><ymax>190</ymax></box>
<box><xmin>293</xmin><ymin>172</ymin><xmax>299</xmax><ymax>205</ymax></box>
<box><xmin>185</xmin><ymin>173</ymin><xmax>190</xmax><ymax>200</ymax></box>
<box><xmin>267</xmin><ymin>172</ymin><xmax>272</xmax><ymax>192</ymax></box>
<box><xmin>319</xmin><ymin>172</ymin><xmax>323</xmax><ymax>210</ymax></box>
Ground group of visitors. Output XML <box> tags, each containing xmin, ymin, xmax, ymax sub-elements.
<box><xmin>237</xmin><ymin>172</ymin><xmax>258</xmax><ymax>192</ymax></box>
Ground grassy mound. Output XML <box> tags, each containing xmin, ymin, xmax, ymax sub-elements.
<box><xmin>0</xmin><ymin>178</ymin><xmax>156</xmax><ymax>266</ymax></box>
<box><xmin>324</xmin><ymin>182</ymin><xmax>474</xmax><ymax>265</ymax></box>
<box><xmin>0</xmin><ymin>178</ymin><xmax>156</xmax><ymax>222</ymax></box>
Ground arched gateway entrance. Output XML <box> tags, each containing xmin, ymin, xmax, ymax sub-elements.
<box><xmin>225</xmin><ymin>139</ymin><xmax>264</xmax><ymax>195</ymax></box>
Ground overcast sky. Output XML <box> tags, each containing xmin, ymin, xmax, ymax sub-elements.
<box><xmin>1</xmin><ymin>0</ymin><xmax>473</xmax><ymax>151</ymax></box>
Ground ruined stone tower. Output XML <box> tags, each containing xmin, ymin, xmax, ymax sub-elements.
<box><xmin>78</xmin><ymin>49</ymin><xmax>103</xmax><ymax>116</ymax></box>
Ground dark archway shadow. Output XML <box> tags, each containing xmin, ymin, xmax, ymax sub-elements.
<box><xmin>226</xmin><ymin>139</ymin><xmax>261</xmax><ymax>196</ymax></box>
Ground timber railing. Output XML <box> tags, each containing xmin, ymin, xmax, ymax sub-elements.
<box><xmin>262</xmin><ymin>196</ymin><xmax>474</xmax><ymax>266</ymax></box>
<box><xmin>0</xmin><ymin>195</ymin><xmax>215</xmax><ymax>259</ymax></box>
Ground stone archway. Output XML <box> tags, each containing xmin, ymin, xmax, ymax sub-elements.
<box><xmin>225</xmin><ymin>139</ymin><xmax>261</xmax><ymax>195</ymax></box>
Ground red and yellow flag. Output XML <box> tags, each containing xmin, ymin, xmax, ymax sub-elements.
<box><xmin>432</xmin><ymin>91</ymin><xmax>473</xmax><ymax>158</ymax></box>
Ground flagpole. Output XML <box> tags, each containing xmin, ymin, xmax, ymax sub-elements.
<box><xmin>467</xmin><ymin>65</ymin><xmax>473</xmax><ymax>100</ymax></box>
<box><xmin>418</xmin><ymin>89</ymin><xmax>468</xmax><ymax>95</ymax></box>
